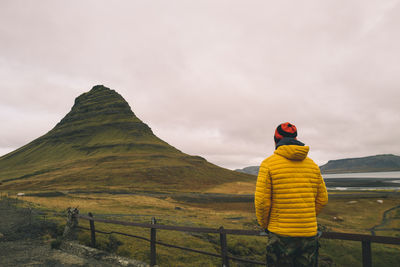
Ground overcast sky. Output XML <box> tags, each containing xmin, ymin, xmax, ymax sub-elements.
<box><xmin>1</xmin><ymin>1</ymin><xmax>399</xmax><ymax>169</ymax></box>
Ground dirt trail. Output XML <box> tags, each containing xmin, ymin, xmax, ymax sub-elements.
<box><xmin>0</xmin><ymin>239</ymin><xmax>122</xmax><ymax>266</ymax></box>
<box><xmin>0</xmin><ymin>198</ymin><xmax>148</xmax><ymax>267</ymax></box>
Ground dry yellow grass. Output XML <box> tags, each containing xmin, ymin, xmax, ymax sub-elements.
<box><xmin>9</xmin><ymin>191</ymin><xmax>400</xmax><ymax>267</ymax></box>
<box><xmin>20</xmin><ymin>193</ymin><xmax>256</xmax><ymax>230</ymax></box>
<box><xmin>205</xmin><ymin>181</ymin><xmax>256</xmax><ymax>194</ymax></box>
<box><xmin>19</xmin><ymin>191</ymin><xmax>400</xmax><ymax>233</ymax></box>
<box><xmin>23</xmin><ymin>194</ymin><xmax>175</xmax><ymax>214</ymax></box>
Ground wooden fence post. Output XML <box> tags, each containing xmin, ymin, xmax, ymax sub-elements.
<box><xmin>89</xmin><ymin>212</ymin><xmax>96</xmax><ymax>248</ymax></box>
<box><xmin>63</xmin><ymin>208</ymin><xmax>79</xmax><ymax>240</ymax></box>
<box><xmin>219</xmin><ymin>226</ymin><xmax>229</xmax><ymax>267</ymax></box>
<box><xmin>362</xmin><ymin>240</ymin><xmax>372</xmax><ymax>267</ymax></box>
<box><xmin>150</xmin><ymin>217</ymin><xmax>157</xmax><ymax>266</ymax></box>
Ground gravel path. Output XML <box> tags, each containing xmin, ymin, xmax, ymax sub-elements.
<box><xmin>0</xmin><ymin>239</ymin><xmax>123</xmax><ymax>267</ymax></box>
<box><xmin>0</xmin><ymin>198</ymin><xmax>149</xmax><ymax>267</ymax></box>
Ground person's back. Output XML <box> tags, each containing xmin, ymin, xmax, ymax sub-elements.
<box><xmin>255</xmin><ymin>122</ymin><xmax>328</xmax><ymax>266</ymax></box>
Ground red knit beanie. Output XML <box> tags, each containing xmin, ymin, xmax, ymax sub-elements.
<box><xmin>274</xmin><ymin>122</ymin><xmax>297</xmax><ymax>144</ymax></box>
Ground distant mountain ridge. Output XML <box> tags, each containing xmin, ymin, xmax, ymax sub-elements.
<box><xmin>319</xmin><ymin>154</ymin><xmax>400</xmax><ymax>173</ymax></box>
<box><xmin>236</xmin><ymin>154</ymin><xmax>400</xmax><ymax>175</ymax></box>
<box><xmin>235</xmin><ymin>166</ymin><xmax>259</xmax><ymax>176</ymax></box>
<box><xmin>0</xmin><ymin>85</ymin><xmax>253</xmax><ymax>192</ymax></box>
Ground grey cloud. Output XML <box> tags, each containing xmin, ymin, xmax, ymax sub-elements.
<box><xmin>1</xmin><ymin>1</ymin><xmax>399</xmax><ymax>169</ymax></box>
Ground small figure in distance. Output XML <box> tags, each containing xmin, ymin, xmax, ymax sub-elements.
<box><xmin>255</xmin><ymin>122</ymin><xmax>328</xmax><ymax>267</ymax></box>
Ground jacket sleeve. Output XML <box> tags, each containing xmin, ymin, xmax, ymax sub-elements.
<box><xmin>315</xmin><ymin>174</ymin><xmax>328</xmax><ymax>215</ymax></box>
<box><xmin>255</xmin><ymin>163</ymin><xmax>272</xmax><ymax>229</ymax></box>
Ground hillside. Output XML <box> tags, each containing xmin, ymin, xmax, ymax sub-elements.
<box><xmin>0</xmin><ymin>85</ymin><xmax>253</xmax><ymax>192</ymax></box>
<box><xmin>236</xmin><ymin>154</ymin><xmax>400</xmax><ymax>175</ymax></box>
<box><xmin>235</xmin><ymin>166</ymin><xmax>258</xmax><ymax>176</ymax></box>
<box><xmin>319</xmin><ymin>154</ymin><xmax>400</xmax><ymax>173</ymax></box>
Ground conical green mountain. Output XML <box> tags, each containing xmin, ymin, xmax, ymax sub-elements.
<box><xmin>0</xmin><ymin>85</ymin><xmax>253</xmax><ymax>192</ymax></box>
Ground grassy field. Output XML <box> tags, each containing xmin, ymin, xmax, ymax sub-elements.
<box><xmin>3</xmin><ymin>187</ymin><xmax>400</xmax><ymax>267</ymax></box>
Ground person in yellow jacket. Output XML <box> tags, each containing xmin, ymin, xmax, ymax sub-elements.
<box><xmin>255</xmin><ymin>122</ymin><xmax>328</xmax><ymax>267</ymax></box>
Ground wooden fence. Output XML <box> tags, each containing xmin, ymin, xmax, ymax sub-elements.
<box><xmin>75</xmin><ymin>213</ymin><xmax>400</xmax><ymax>267</ymax></box>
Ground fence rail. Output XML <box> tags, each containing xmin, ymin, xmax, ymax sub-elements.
<box><xmin>76</xmin><ymin>213</ymin><xmax>400</xmax><ymax>267</ymax></box>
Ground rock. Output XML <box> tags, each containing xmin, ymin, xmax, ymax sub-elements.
<box><xmin>347</xmin><ymin>201</ymin><xmax>358</xmax><ymax>204</ymax></box>
<box><xmin>333</xmin><ymin>216</ymin><xmax>344</xmax><ymax>222</ymax></box>
<box><xmin>61</xmin><ymin>241</ymin><xmax>150</xmax><ymax>266</ymax></box>
<box><xmin>0</xmin><ymin>233</ymin><xmax>4</xmax><ymax>239</ymax></box>
<box><xmin>377</xmin><ymin>200</ymin><xmax>384</xmax><ymax>204</ymax></box>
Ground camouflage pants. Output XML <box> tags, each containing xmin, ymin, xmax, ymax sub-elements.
<box><xmin>266</xmin><ymin>232</ymin><xmax>319</xmax><ymax>267</ymax></box>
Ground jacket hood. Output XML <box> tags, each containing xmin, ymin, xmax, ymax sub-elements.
<box><xmin>274</xmin><ymin>138</ymin><xmax>309</xmax><ymax>161</ymax></box>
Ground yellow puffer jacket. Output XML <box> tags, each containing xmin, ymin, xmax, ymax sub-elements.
<box><xmin>255</xmin><ymin>144</ymin><xmax>328</xmax><ymax>237</ymax></box>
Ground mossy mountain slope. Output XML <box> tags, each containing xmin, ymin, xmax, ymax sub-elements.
<box><xmin>0</xmin><ymin>85</ymin><xmax>253</xmax><ymax>192</ymax></box>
